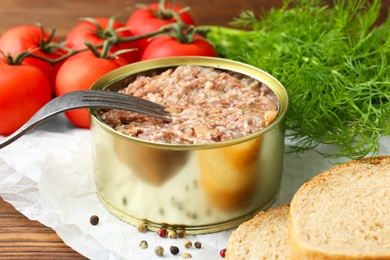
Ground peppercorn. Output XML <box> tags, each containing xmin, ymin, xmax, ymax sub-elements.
<box><xmin>137</xmin><ymin>222</ymin><xmax>147</xmax><ymax>233</ymax></box>
<box><xmin>139</xmin><ymin>240</ymin><xmax>148</xmax><ymax>249</ymax></box>
<box><xmin>157</xmin><ymin>228</ymin><xmax>167</xmax><ymax>238</ymax></box>
<box><xmin>177</xmin><ymin>229</ymin><xmax>185</xmax><ymax>238</ymax></box>
<box><xmin>220</xmin><ymin>248</ymin><xmax>227</xmax><ymax>258</ymax></box>
<box><xmin>183</xmin><ymin>240</ymin><xmax>192</xmax><ymax>249</ymax></box>
<box><xmin>168</xmin><ymin>230</ymin><xmax>177</xmax><ymax>239</ymax></box>
<box><xmin>170</xmin><ymin>245</ymin><xmax>180</xmax><ymax>255</ymax></box>
<box><xmin>89</xmin><ymin>215</ymin><xmax>99</xmax><ymax>226</ymax></box>
<box><xmin>182</xmin><ymin>252</ymin><xmax>192</xmax><ymax>258</ymax></box>
<box><xmin>194</xmin><ymin>241</ymin><xmax>202</xmax><ymax>249</ymax></box>
<box><xmin>154</xmin><ymin>246</ymin><xmax>164</xmax><ymax>257</ymax></box>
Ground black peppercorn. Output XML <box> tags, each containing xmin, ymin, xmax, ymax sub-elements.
<box><xmin>194</xmin><ymin>241</ymin><xmax>202</xmax><ymax>249</ymax></box>
<box><xmin>170</xmin><ymin>245</ymin><xmax>180</xmax><ymax>255</ymax></box>
<box><xmin>89</xmin><ymin>215</ymin><xmax>99</xmax><ymax>225</ymax></box>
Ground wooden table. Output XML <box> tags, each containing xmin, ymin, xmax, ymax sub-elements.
<box><xmin>0</xmin><ymin>0</ymin><xmax>281</xmax><ymax>40</ymax></box>
<box><xmin>0</xmin><ymin>197</ymin><xmax>86</xmax><ymax>258</ymax></box>
<box><xmin>0</xmin><ymin>0</ymin><xmax>388</xmax><ymax>258</ymax></box>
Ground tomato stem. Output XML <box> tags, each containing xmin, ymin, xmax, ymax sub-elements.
<box><xmin>0</xmin><ymin>51</ymin><xmax>16</xmax><ymax>65</ymax></box>
<box><xmin>16</xmin><ymin>14</ymin><xmax>202</xmax><ymax>65</ymax></box>
<box><xmin>35</xmin><ymin>23</ymin><xmax>60</xmax><ymax>54</ymax></box>
<box><xmin>155</xmin><ymin>0</ymin><xmax>174</xmax><ymax>20</ymax></box>
<box><xmin>116</xmin><ymin>26</ymin><xmax>170</xmax><ymax>43</ymax></box>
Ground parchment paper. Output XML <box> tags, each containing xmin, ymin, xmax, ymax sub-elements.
<box><xmin>1</xmin><ymin>114</ymin><xmax>389</xmax><ymax>259</ymax></box>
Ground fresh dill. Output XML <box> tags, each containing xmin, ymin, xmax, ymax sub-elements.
<box><xmin>203</xmin><ymin>0</ymin><xmax>390</xmax><ymax>159</ymax></box>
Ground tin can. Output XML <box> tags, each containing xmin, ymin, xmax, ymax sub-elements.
<box><xmin>89</xmin><ymin>57</ymin><xmax>288</xmax><ymax>234</ymax></box>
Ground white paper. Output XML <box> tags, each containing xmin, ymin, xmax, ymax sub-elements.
<box><xmin>1</xmin><ymin>114</ymin><xmax>389</xmax><ymax>259</ymax></box>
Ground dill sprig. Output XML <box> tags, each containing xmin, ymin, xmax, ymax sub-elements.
<box><xmin>203</xmin><ymin>0</ymin><xmax>390</xmax><ymax>159</ymax></box>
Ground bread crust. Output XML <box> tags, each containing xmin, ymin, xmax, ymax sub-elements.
<box><xmin>289</xmin><ymin>156</ymin><xmax>390</xmax><ymax>260</ymax></box>
<box><xmin>226</xmin><ymin>203</ymin><xmax>290</xmax><ymax>260</ymax></box>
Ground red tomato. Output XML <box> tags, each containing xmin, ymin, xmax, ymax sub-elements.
<box><xmin>141</xmin><ymin>35</ymin><xmax>217</xmax><ymax>60</ymax></box>
<box><xmin>126</xmin><ymin>3</ymin><xmax>195</xmax><ymax>52</ymax></box>
<box><xmin>0</xmin><ymin>61</ymin><xmax>52</xmax><ymax>136</ymax></box>
<box><xmin>65</xmin><ymin>17</ymin><xmax>141</xmax><ymax>63</ymax></box>
<box><xmin>0</xmin><ymin>25</ymin><xmax>64</xmax><ymax>88</ymax></box>
<box><xmin>55</xmin><ymin>51</ymin><xmax>127</xmax><ymax>128</ymax></box>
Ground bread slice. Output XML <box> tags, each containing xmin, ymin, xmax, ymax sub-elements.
<box><xmin>226</xmin><ymin>204</ymin><xmax>290</xmax><ymax>260</ymax></box>
<box><xmin>289</xmin><ymin>156</ymin><xmax>390</xmax><ymax>260</ymax></box>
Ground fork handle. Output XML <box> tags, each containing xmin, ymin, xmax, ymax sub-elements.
<box><xmin>1</xmin><ymin>104</ymin><xmax>63</xmax><ymax>149</ymax></box>
<box><xmin>0</xmin><ymin>91</ymin><xmax>96</xmax><ymax>149</ymax></box>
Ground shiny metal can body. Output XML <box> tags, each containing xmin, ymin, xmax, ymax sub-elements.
<box><xmin>89</xmin><ymin>57</ymin><xmax>288</xmax><ymax>234</ymax></box>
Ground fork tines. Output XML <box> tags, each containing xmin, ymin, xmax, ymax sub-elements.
<box><xmin>83</xmin><ymin>90</ymin><xmax>171</xmax><ymax>121</ymax></box>
<box><xmin>83</xmin><ymin>90</ymin><xmax>166</xmax><ymax>109</ymax></box>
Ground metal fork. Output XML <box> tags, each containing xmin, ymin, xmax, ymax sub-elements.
<box><xmin>0</xmin><ymin>90</ymin><xmax>171</xmax><ymax>149</ymax></box>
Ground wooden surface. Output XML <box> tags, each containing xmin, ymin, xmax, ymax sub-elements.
<box><xmin>0</xmin><ymin>197</ymin><xmax>85</xmax><ymax>259</ymax></box>
<box><xmin>0</xmin><ymin>0</ymin><xmax>282</xmax><ymax>39</ymax></box>
<box><xmin>0</xmin><ymin>0</ymin><xmax>389</xmax><ymax>258</ymax></box>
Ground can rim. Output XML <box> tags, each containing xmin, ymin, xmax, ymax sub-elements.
<box><xmin>90</xmin><ymin>56</ymin><xmax>288</xmax><ymax>150</ymax></box>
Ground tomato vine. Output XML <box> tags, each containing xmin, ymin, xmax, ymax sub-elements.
<box><xmin>4</xmin><ymin>0</ymin><xmax>206</xmax><ymax>67</ymax></box>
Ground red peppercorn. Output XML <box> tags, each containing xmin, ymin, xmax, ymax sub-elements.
<box><xmin>157</xmin><ymin>228</ymin><xmax>167</xmax><ymax>238</ymax></box>
<box><xmin>220</xmin><ymin>248</ymin><xmax>226</xmax><ymax>258</ymax></box>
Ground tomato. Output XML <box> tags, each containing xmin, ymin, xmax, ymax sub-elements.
<box><xmin>65</xmin><ymin>17</ymin><xmax>141</xmax><ymax>63</ymax></box>
<box><xmin>55</xmin><ymin>51</ymin><xmax>127</xmax><ymax>128</ymax></box>
<box><xmin>126</xmin><ymin>2</ymin><xmax>196</xmax><ymax>52</ymax></box>
<box><xmin>0</xmin><ymin>25</ymin><xmax>64</xmax><ymax>88</ymax></box>
<box><xmin>141</xmin><ymin>35</ymin><xmax>217</xmax><ymax>60</ymax></box>
<box><xmin>0</xmin><ymin>61</ymin><xmax>52</xmax><ymax>136</ymax></box>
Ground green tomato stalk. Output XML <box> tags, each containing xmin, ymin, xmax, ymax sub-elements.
<box><xmin>23</xmin><ymin>14</ymin><xmax>200</xmax><ymax>66</ymax></box>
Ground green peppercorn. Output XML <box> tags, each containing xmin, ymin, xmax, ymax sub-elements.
<box><xmin>154</xmin><ymin>246</ymin><xmax>164</xmax><ymax>257</ymax></box>
<box><xmin>139</xmin><ymin>240</ymin><xmax>148</xmax><ymax>249</ymax></box>
<box><xmin>137</xmin><ymin>222</ymin><xmax>147</xmax><ymax>233</ymax></box>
